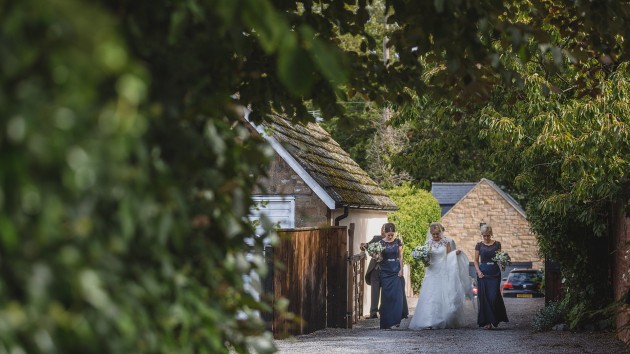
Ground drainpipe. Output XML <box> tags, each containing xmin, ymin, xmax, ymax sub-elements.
<box><xmin>334</xmin><ymin>206</ymin><xmax>349</xmax><ymax>226</ymax></box>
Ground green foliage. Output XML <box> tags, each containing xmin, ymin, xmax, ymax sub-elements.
<box><xmin>319</xmin><ymin>101</ymin><xmax>381</xmax><ymax>170</ymax></box>
<box><xmin>533</xmin><ymin>301</ymin><xmax>566</xmax><ymax>332</ymax></box>
<box><xmin>4</xmin><ymin>0</ymin><xmax>630</xmax><ymax>352</ymax></box>
<box><xmin>0</xmin><ymin>1</ymin><xmax>278</xmax><ymax>352</ymax></box>
<box><xmin>391</xmin><ymin>95</ymin><xmax>496</xmax><ymax>189</ymax></box>
<box><xmin>480</xmin><ymin>58</ymin><xmax>630</xmax><ymax>327</ymax></box>
<box><xmin>387</xmin><ymin>184</ymin><xmax>441</xmax><ymax>293</ymax></box>
<box><xmin>381</xmin><ymin>2</ymin><xmax>630</xmax><ymax>327</ymax></box>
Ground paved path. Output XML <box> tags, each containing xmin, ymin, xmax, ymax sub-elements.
<box><xmin>274</xmin><ymin>297</ymin><xmax>630</xmax><ymax>354</ymax></box>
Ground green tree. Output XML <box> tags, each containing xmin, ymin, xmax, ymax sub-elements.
<box><xmin>320</xmin><ymin>0</ymin><xmax>409</xmax><ymax>187</ymax></box>
<box><xmin>466</xmin><ymin>5</ymin><xmax>630</xmax><ymax>325</ymax></box>
<box><xmin>390</xmin><ymin>96</ymin><xmax>495</xmax><ymax>190</ymax></box>
<box><xmin>3</xmin><ymin>0</ymin><xmax>630</xmax><ymax>352</ymax></box>
<box><xmin>319</xmin><ymin>100</ymin><xmax>381</xmax><ymax>171</ymax></box>
<box><xmin>381</xmin><ymin>1</ymin><xmax>630</xmax><ymax>327</ymax></box>
<box><xmin>480</xmin><ymin>63</ymin><xmax>630</xmax><ymax>327</ymax></box>
<box><xmin>387</xmin><ymin>184</ymin><xmax>441</xmax><ymax>293</ymax></box>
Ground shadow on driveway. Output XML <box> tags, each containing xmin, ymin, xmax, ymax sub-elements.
<box><xmin>275</xmin><ymin>297</ymin><xmax>630</xmax><ymax>353</ymax></box>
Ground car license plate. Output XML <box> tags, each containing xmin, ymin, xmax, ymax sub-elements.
<box><xmin>517</xmin><ymin>294</ymin><xmax>532</xmax><ymax>298</ymax></box>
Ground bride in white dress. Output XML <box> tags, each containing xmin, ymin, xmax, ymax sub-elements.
<box><xmin>409</xmin><ymin>222</ymin><xmax>472</xmax><ymax>329</ymax></box>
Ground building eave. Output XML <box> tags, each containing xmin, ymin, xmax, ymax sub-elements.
<box><xmin>246</xmin><ymin>110</ymin><xmax>337</xmax><ymax>210</ymax></box>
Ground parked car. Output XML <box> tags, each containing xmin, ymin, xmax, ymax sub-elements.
<box><xmin>471</xmin><ymin>278</ymin><xmax>478</xmax><ymax>312</ymax></box>
<box><xmin>501</xmin><ymin>268</ymin><xmax>544</xmax><ymax>298</ymax></box>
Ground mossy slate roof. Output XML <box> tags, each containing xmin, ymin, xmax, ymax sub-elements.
<box><xmin>264</xmin><ymin>114</ymin><xmax>397</xmax><ymax>211</ymax></box>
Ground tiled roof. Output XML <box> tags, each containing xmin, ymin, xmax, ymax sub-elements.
<box><xmin>431</xmin><ymin>182</ymin><xmax>476</xmax><ymax>215</ymax></box>
<box><xmin>262</xmin><ymin>113</ymin><xmax>398</xmax><ymax>211</ymax></box>
<box><xmin>431</xmin><ymin>179</ymin><xmax>526</xmax><ymax>217</ymax></box>
<box><xmin>431</xmin><ymin>182</ymin><xmax>477</xmax><ymax>204</ymax></box>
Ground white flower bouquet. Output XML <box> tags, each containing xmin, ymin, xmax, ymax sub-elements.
<box><xmin>411</xmin><ymin>244</ymin><xmax>431</xmax><ymax>267</ymax></box>
<box><xmin>492</xmin><ymin>250</ymin><xmax>512</xmax><ymax>271</ymax></box>
<box><xmin>367</xmin><ymin>242</ymin><xmax>385</xmax><ymax>262</ymax></box>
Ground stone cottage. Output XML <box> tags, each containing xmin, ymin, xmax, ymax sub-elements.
<box><xmin>247</xmin><ymin>111</ymin><xmax>398</xmax><ymax>316</ymax></box>
<box><xmin>432</xmin><ymin>178</ymin><xmax>543</xmax><ymax>270</ymax></box>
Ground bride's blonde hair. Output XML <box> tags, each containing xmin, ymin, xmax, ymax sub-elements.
<box><xmin>429</xmin><ymin>222</ymin><xmax>445</xmax><ymax>235</ymax></box>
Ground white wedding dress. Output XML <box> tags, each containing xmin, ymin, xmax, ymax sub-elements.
<box><xmin>409</xmin><ymin>238</ymin><xmax>471</xmax><ymax>329</ymax></box>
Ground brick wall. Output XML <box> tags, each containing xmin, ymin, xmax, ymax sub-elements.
<box><xmin>256</xmin><ymin>154</ymin><xmax>329</xmax><ymax>227</ymax></box>
<box><xmin>440</xmin><ymin>181</ymin><xmax>543</xmax><ymax>269</ymax></box>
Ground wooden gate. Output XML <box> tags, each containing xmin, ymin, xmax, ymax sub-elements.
<box><xmin>545</xmin><ymin>258</ymin><xmax>563</xmax><ymax>303</ymax></box>
<box><xmin>269</xmin><ymin>226</ymin><xmax>348</xmax><ymax>337</ymax></box>
<box><xmin>349</xmin><ymin>252</ymin><xmax>366</xmax><ymax>324</ymax></box>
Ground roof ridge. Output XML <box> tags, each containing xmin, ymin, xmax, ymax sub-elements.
<box><xmin>480</xmin><ymin>178</ymin><xmax>526</xmax><ymax>217</ymax></box>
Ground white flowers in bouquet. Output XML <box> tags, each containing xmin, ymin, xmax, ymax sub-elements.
<box><xmin>411</xmin><ymin>244</ymin><xmax>431</xmax><ymax>267</ymax></box>
<box><xmin>492</xmin><ymin>251</ymin><xmax>512</xmax><ymax>271</ymax></box>
<box><xmin>367</xmin><ymin>242</ymin><xmax>385</xmax><ymax>262</ymax></box>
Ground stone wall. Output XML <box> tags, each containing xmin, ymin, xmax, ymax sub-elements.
<box><xmin>255</xmin><ymin>154</ymin><xmax>329</xmax><ymax>227</ymax></box>
<box><xmin>440</xmin><ymin>181</ymin><xmax>543</xmax><ymax>269</ymax></box>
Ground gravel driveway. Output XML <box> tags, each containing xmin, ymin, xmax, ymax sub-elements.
<box><xmin>274</xmin><ymin>296</ymin><xmax>630</xmax><ymax>354</ymax></box>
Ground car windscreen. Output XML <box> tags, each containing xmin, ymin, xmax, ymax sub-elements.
<box><xmin>508</xmin><ymin>273</ymin><xmax>540</xmax><ymax>283</ymax></box>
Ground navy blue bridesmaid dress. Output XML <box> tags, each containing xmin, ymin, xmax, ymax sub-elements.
<box><xmin>379</xmin><ymin>238</ymin><xmax>405</xmax><ymax>329</ymax></box>
<box><xmin>476</xmin><ymin>241</ymin><xmax>509</xmax><ymax>327</ymax></box>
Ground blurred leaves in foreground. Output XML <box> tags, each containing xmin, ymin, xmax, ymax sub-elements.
<box><xmin>1</xmin><ymin>0</ymin><xmax>276</xmax><ymax>352</ymax></box>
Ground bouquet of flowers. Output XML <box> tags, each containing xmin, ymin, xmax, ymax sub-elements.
<box><xmin>411</xmin><ymin>244</ymin><xmax>431</xmax><ymax>267</ymax></box>
<box><xmin>492</xmin><ymin>250</ymin><xmax>512</xmax><ymax>271</ymax></box>
<box><xmin>367</xmin><ymin>242</ymin><xmax>385</xmax><ymax>262</ymax></box>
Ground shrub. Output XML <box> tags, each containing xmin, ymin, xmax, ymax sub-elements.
<box><xmin>387</xmin><ymin>183</ymin><xmax>441</xmax><ymax>293</ymax></box>
<box><xmin>533</xmin><ymin>301</ymin><xmax>566</xmax><ymax>332</ymax></box>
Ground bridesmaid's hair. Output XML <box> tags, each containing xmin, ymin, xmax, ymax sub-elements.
<box><xmin>480</xmin><ymin>224</ymin><xmax>493</xmax><ymax>234</ymax></box>
<box><xmin>383</xmin><ymin>222</ymin><xmax>396</xmax><ymax>233</ymax></box>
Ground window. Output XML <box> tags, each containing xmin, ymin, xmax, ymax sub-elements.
<box><xmin>249</xmin><ymin>196</ymin><xmax>295</xmax><ymax>241</ymax></box>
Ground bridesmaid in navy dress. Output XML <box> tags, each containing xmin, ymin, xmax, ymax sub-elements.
<box><xmin>378</xmin><ymin>222</ymin><xmax>406</xmax><ymax>329</ymax></box>
<box><xmin>474</xmin><ymin>224</ymin><xmax>509</xmax><ymax>329</ymax></box>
